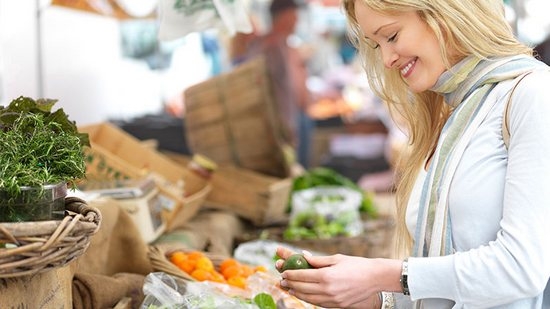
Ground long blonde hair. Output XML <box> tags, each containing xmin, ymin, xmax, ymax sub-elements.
<box><xmin>342</xmin><ymin>0</ymin><xmax>532</xmax><ymax>257</ymax></box>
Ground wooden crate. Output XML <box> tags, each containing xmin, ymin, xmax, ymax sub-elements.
<box><xmin>207</xmin><ymin>165</ymin><xmax>292</xmax><ymax>226</ymax></box>
<box><xmin>184</xmin><ymin>56</ymin><xmax>290</xmax><ymax>179</ymax></box>
<box><xmin>79</xmin><ymin>122</ymin><xmax>211</xmax><ymax>231</ymax></box>
<box><xmin>165</xmin><ymin>152</ymin><xmax>292</xmax><ymax>227</ymax></box>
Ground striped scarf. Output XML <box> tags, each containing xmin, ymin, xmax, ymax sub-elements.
<box><xmin>413</xmin><ymin>54</ymin><xmax>545</xmax><ymax>257</ymax></box>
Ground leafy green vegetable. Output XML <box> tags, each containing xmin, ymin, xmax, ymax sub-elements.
<box><xmin>0</xmin><ymin>96</ymin><xmax>89</xmax><ymax>219</ymax></box>
<box><xmin>284</xmin><ymin>210</ymin><xmax>353</xmax><ymax>240</ymax></box>
<box><xmin>290</xmin><ymin>167</ymin><xmax>378</xmax><ymax>217</ymax></box>
<box><xmin>253</xmin><ymin>293</ymin><xmax>276</xmax><ymax>309</ymax></box>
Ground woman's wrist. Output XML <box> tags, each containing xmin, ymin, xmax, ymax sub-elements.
<box><xmin>400</xmin><ymin>258</ymin><xmax>410</xmax><ymax>295</ymax></box>
<box><xmin>374</xmin><ymin>258</ymin><xmax>404</xmax><ymax>293</ymax></box>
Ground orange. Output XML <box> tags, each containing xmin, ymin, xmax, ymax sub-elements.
<box><xmin>219</xmin><ymin>258</ymin><xmax>239</xmax><ymax>273</ymax></box>
<box><xmin>222</xmin><ymin>264</ymin><xmax>243</xmax><ymax>280</ymax></box>
<box><xmin>210</xmin><ymin>270</ymin><xmax>226</xmax><ymax>283</ymax></box>
<box><xmin>254</xmin><ymin>265</ymin><xmax>268</xmax><ymax>273</ymax></box>
<box><xmin>169</xmin><ymin>251</ymin><xmax>187</xmax><ymax>265</ymax></box>
<box><xmin>241</xmin><ymin>264</ymin><xmax>254</xmax><ymax>278</ymax></box>
<box><xmin>187</xmin><ymin>251</ymin><xmax>205</xmax><ymax>261</ymax></box>
<box><xmin>195</xmin><ymin>256</ymin><xmax>214</xmax><ymax>272</ymax></box>
<box><xmin>191</xmin><ymin>268</ymin><xmax>213</xmax><ymax>281</ymax></box>
<box><xmin>227</xmin><ymin>275</ymin><xmax>247</xmax><ymax>289</ymax></box>
<box><xmin>178</xmin><ymin>259</ymin><xmax>195</xmax><ymax>274</ymax></box>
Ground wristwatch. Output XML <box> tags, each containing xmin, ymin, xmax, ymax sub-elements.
<box><xmin>400</xmin><ymin>258</ymin><xmax>410</xmax><ymax>295</ymax></box>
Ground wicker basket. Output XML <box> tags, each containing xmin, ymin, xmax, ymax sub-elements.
<box><xmin>148</xmin><ymin>245</ymin><xmax>227</xmax><ymax>281</ymax></box>
<box><xmin>0</xmin><ymin>196</ymin><xmax>101</xmax><ymax>278</ymax></box>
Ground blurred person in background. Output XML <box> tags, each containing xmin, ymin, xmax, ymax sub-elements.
<box><xmin>275</xmin><ymin>0</ymin><xmax>550</xmax><ymax>307</ymax></box>
<box><xmin>229</xmin><ymin>15</ymin><xmax>260</xmax><ymax>66</ymax></box>
<box><xmin>246</xmin><ymin>0</ymin><xmax>313</xmax><ymax>169</ymax></box>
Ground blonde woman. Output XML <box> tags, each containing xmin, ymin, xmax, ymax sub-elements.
<box><xmin>275</xmin><ymin>0</ymin><xmax>550</xmax><ymax>308</ymax></box>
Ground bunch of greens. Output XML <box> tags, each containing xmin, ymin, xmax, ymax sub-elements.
<box><xmin>283</xmin><ymin>210</ymin><xmax>357</xmax><ymax>240</ymax></box>
<box><xmin>290</xmin><ymin>167</ymin><xmax>378</xmax><ymax>218</ymax></box>
<box><xmin>0</xmin><ymin>96</ymin><xmax>90</xmax><ymax>198</ymax></box>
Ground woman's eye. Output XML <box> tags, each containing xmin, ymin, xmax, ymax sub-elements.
<box><xmin>364</xmin><ymin>37</ymin><xmax>380</xmax><ymax>49</ymax></box>
<box><xmin>387</xmin><ymin>32</ymin><xmax>398</xmax><ymax>43</ymax></box>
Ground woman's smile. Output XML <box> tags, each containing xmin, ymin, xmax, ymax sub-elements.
<box><xmin>400</xmin><ymin>58</ymin><xmax>417</xmax><ymax>78</ymax></box>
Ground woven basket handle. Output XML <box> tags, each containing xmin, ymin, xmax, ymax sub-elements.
<box><xmin>65</xmin><ymin>197</ymin><xmax>102</xmax><ymax>228</ymax></box>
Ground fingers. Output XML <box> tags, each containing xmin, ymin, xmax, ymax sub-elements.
<box><xmin>302</xmin><ymin>253</ymin><xmax>341</xmax><ymax>269</ymax></box>
<box><xmin>275</xmin><ymin>246</ymin><xmax>295</xmax><ymax>272</ymax></box>
<box><xmin>275</xmin><ymin>246</ymin><xmax>295</xmax><ymax>259</ymax></box>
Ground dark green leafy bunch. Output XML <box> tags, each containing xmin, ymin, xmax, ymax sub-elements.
<box><xmin>0</xmin><ymin>96</ymin><xmax>90</xmax><ymax>197</ymax></box>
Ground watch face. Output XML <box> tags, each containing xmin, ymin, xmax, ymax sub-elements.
<box><xmin>116</xmin><ymin>0</ymin><xmax>157</xmax><ymax>17</ymax></box>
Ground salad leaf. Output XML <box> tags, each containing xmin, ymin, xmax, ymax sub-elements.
<box><xmin>253</xmin><ymin>293</ymin><xmax>276</xmax><ymax>309</ymax></box>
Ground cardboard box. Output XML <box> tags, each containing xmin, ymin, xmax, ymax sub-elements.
<box><xmin>79</xmin><ymin>122</ymin><xmax>211</xmax><ymax>231</ymax></box>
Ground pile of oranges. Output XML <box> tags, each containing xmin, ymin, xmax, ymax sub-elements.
<box><xmin>169</xmin><ymin>250</ymin><xmax>267</xmax><ymax>289</ymax></box>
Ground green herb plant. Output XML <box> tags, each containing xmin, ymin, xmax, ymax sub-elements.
<box><xmin>0</xmin><ymin>96</ymin><xmax>89</xmax><ymax>221</ymax></box>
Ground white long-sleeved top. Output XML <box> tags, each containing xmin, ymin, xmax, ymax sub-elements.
<box><xmin>404</xmin><ymin>69</ymin><xmax>550</xmax><ymax>308</ymax></box>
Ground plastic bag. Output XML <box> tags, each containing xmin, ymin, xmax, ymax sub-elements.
<box><xmin>141</xmin><ymin>272</ymin><xmax>187</xmax><ymax>308</ymax></box>
<box><xmin>286</xmin><ymin>186</ymin><xmax>364</xmax><ymax>240</ymax></box>
<box><xmin>140</xmin><ymin>272</ymin><xmax>258</xmax><ymax>309</ymax></box>
<box><xmin>157</xmin><ymin>0</ymin><xmax>253</xmax><ymax>41</ymax></box>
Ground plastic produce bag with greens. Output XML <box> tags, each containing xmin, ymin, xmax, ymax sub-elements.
<box><xmin>290</xmin><ymin>167</ymin><xmax>377</xmax><ymax>218</ymax></box>
<box><xmin>284</xmin><ymin>186</ymin><xmax>364</xmax><ymax>241</ymax></box>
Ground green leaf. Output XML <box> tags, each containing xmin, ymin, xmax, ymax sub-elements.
<box><xmin>253</xmin><ymin>293</ymin><xmax>276</xmax><ymax>309</ymax></box>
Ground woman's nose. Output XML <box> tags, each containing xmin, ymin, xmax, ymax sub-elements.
<box><xmin>382</xmin><ymin>46</ymin><xmax>399</xmax><ymax>69</ymax></box>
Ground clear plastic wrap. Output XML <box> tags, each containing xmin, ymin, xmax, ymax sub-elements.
<box><xmin>141</xmin><ymin>271</ymin><xmax>323</xmax><ymax>309</ymax></box>
<box><xmin>141</xmin><ymin>272</ymin><xmax>257</xmax><ymax>309</ymax></box>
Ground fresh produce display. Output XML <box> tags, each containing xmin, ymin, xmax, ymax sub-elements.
<box><xmin>160</xmin><ymin>251</ymin><xmax>321</xmax><ymax>309</ymax></box>
<box><xmin>290</xmin><ymin>167</ymin><xmax>377</xmax><ymax>218</ymax></box>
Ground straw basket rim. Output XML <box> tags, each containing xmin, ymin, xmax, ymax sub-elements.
<box><xmin>0</xmin><ymin>196</ymin><xmax>101</xmax><ymax>278</ymax></box>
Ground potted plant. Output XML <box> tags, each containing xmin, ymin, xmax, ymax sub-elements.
<box><xmin>0</xmin><ymin>96</ymin><xmax>89</xmax><ymax>222</ymax></box>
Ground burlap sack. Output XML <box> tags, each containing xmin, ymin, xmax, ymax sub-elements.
<box><xmin>74</xmin><ymin>197</ymin><xmax>153</xmax><ymax>276</ymax></box>
<box><xmin>72</xmin><ymin>272</ymin><xmax>145</xmax><ymax>309</ymax></box>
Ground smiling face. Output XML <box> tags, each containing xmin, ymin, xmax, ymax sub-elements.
<box><xmin>355</xmin><ymin>2</ymin><xmax>451</xmax><ymax>92</ymax></box>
